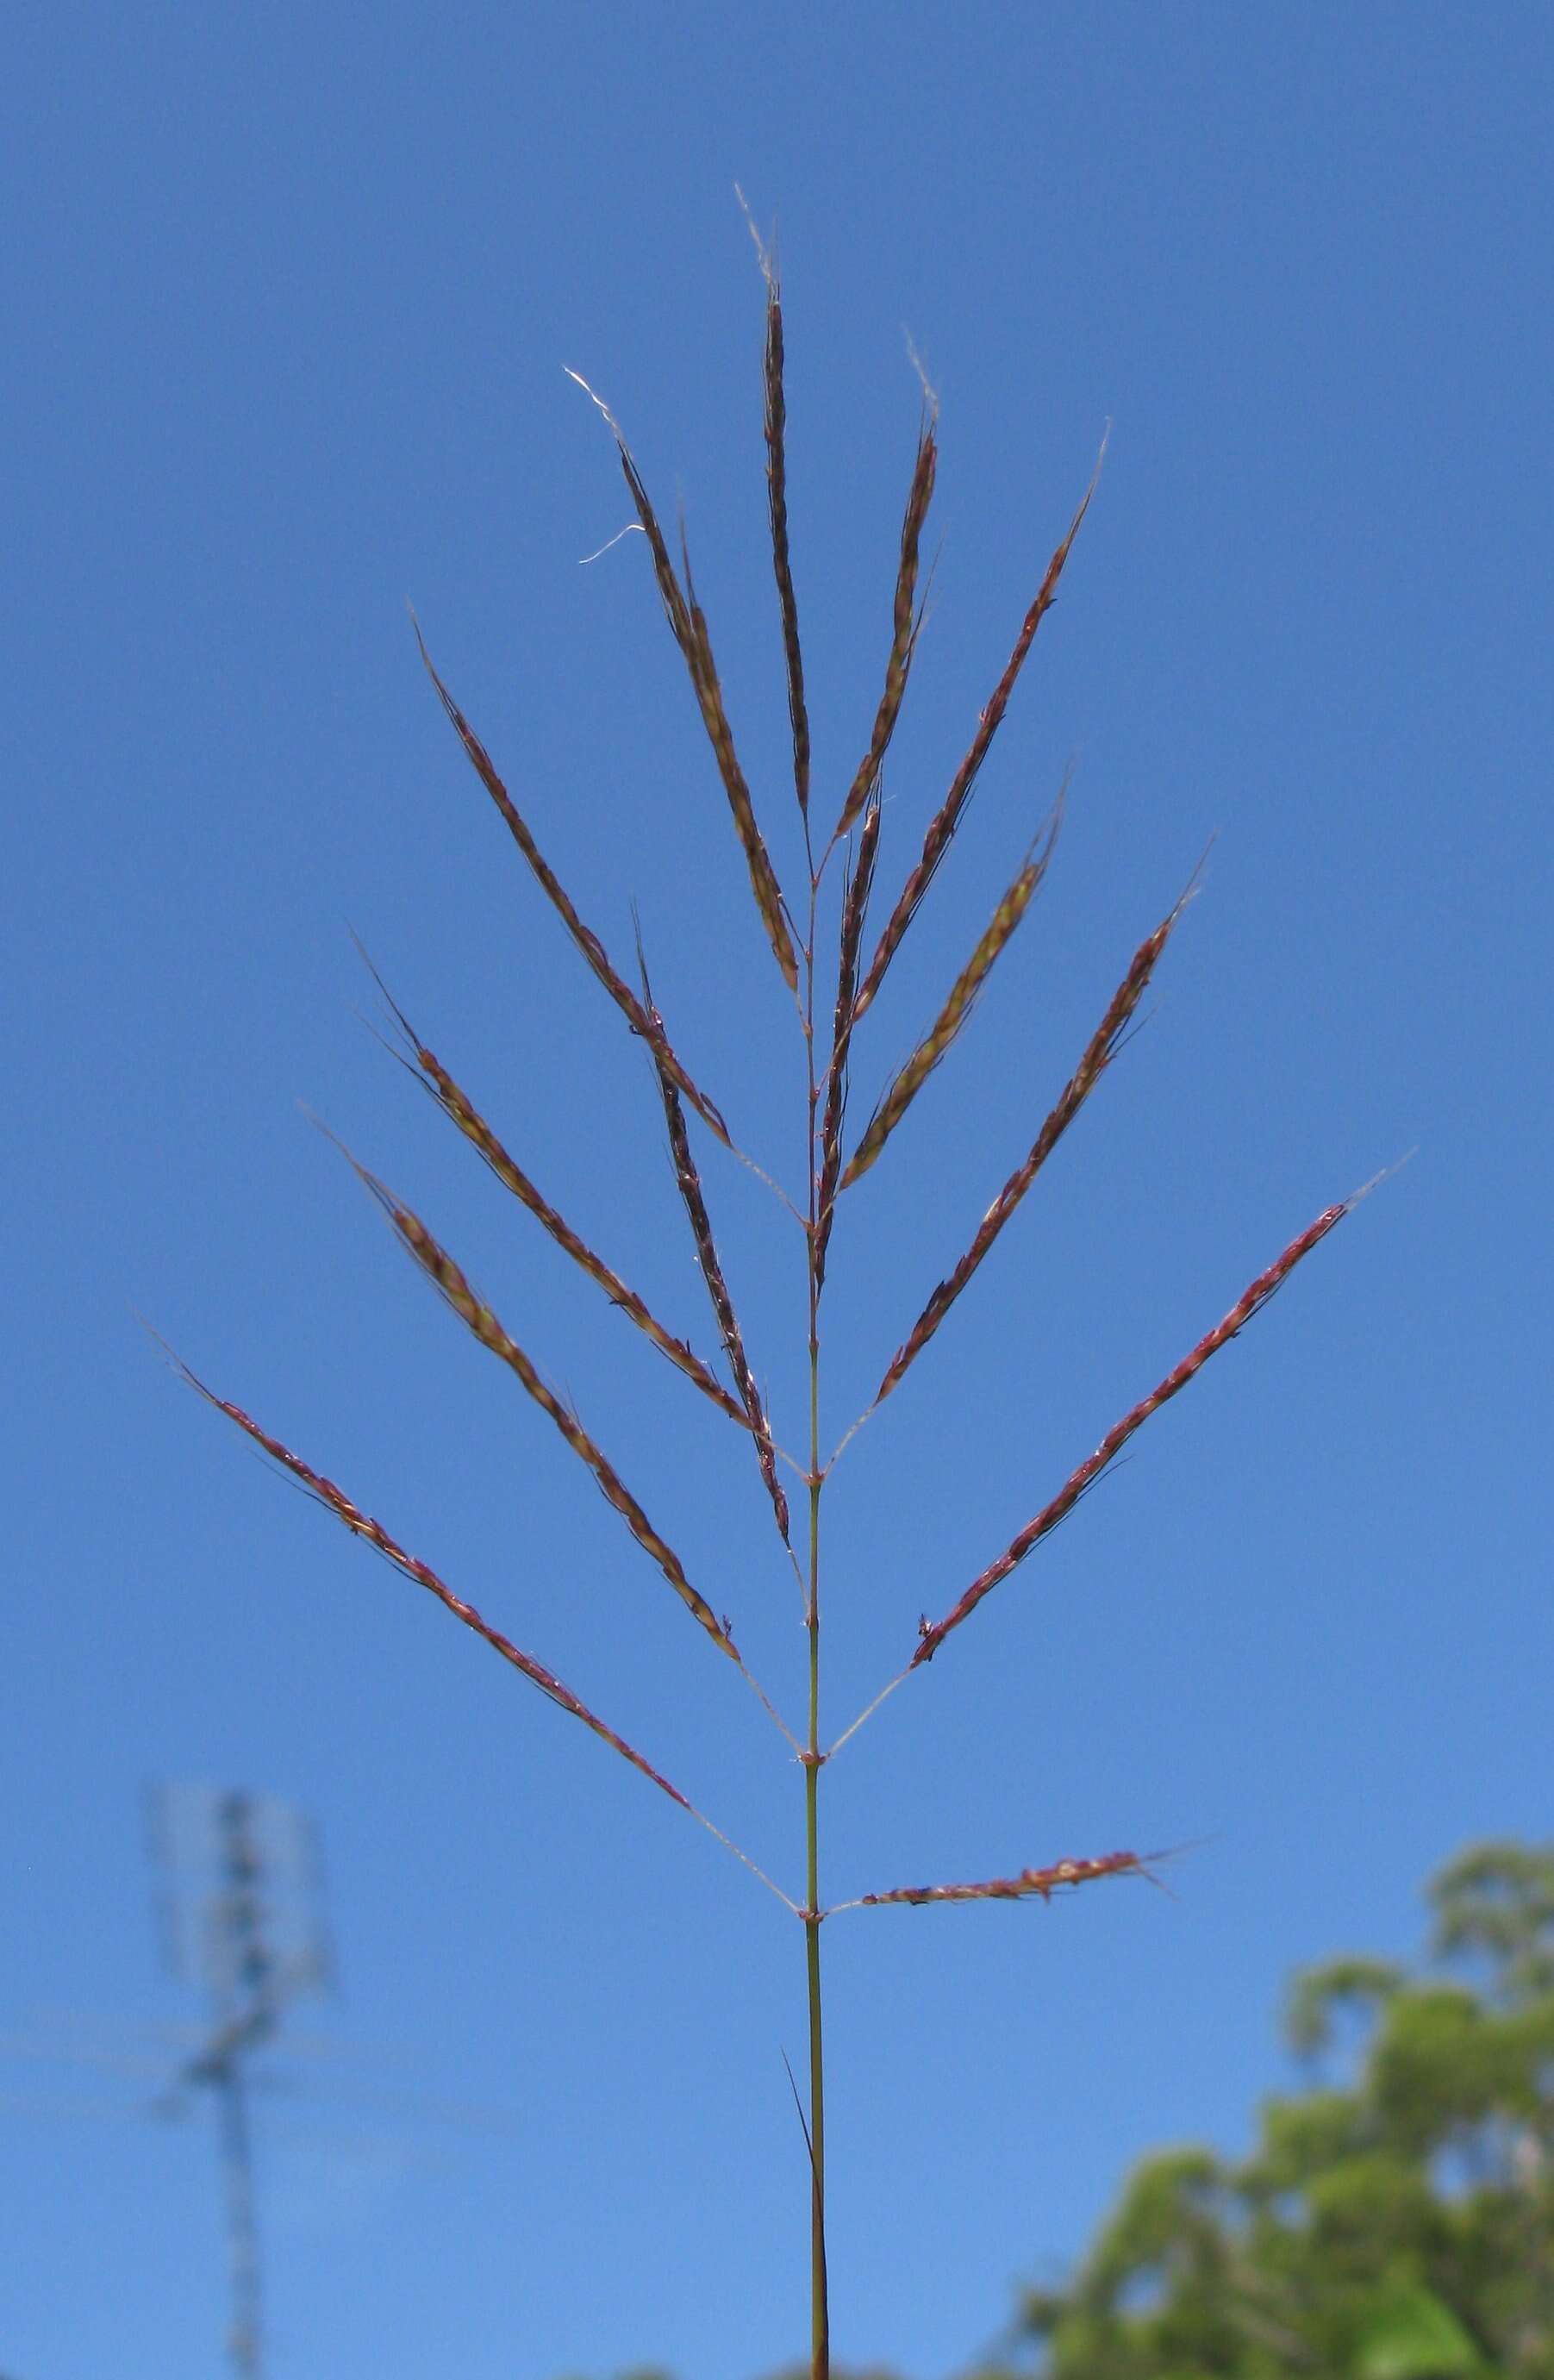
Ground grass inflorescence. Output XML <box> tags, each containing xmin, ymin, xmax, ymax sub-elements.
<box><xmin>176</xmin><ymin>233</ymin><xmax>1369</xmax><ymax>2379</ymax></box>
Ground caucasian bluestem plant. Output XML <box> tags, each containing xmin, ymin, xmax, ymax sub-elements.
<box><xmin>177</xmin><ymin>230</ymin><xmax>1371</xmax><ymax>2378</ymax></box>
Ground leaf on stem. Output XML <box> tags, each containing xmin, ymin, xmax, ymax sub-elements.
<box><xmin>852</xmin><ymin>444</ymin><xmax>1104</xmax><ymax>1026</ymax></box>
<box><xmin>839</xmin><ymin>805</ymin><xmax>1060</xmax><ymax>1194</ymax></box>
<box><xmin>910</xmin><ymin>1198</ymin><xmax>1351</xmax><ymax>1666</ymax></box>
<box><xmin>414</xmin><ymin>622</ymin><xmax>732</xmax><ymax>1146</ymax></box>
<box><xmin>875</xmin><ymin>890</ymin><xmax>1189</xmax><ymax>1405</ymax></box>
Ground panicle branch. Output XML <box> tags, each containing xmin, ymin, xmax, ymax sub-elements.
<box><xmin>638</xmin><ymin>944</ymin><xmax>792</xmax><ymax>1548</ymax></box>
<box><xmin>830</xmin><ymin>416</ymin><xmax>939</xmax><ymax>847</ymax></box>
<box><xmin>566</xmin><ymin>370</ymin><xmax>798</xmax><ymax>994</ymax></box>
<box><xmin>874</xmin><ymin>889</ymin><xmax>1189</xmax><ymax>1406</ymax></box>
<box><xmin>413</xmin><ymin>622</ymin><xmax>732</xmax><ymax>1146</ymax></box>
<box><xmin>839</xmin><ymin>803</ymin><xmax>1061</xmax><ymax>1195</ymax></box>
<box><xmin>851</xmin><ymin>446</ymin><xmax>1104</xmax><ymax>1026</ymax></box>
<box><xmin>366</xmin><ymin>964</ymin><xmax>749</xmax><ymax>1430</ymax></box>
<box><xmin>844</xmin><ymin>1846</ymin><xmax>1152</xmax><ymax>1911</ymax></box>
<box><xmin>758</xmin><ymin>253</ymin><xmax>811</xmax><ymax>830</ymax></box>
<box><xmin>814</xmin><ymin>797</ymin><xmax>883</xmax><ymax>1291</ymax></box>
<box><xmin>167</xmin><ymin>1355</ymin><xmax>699</xmax><ymax>1810</ymax></box>
<box><xmin>911</xmin><ymin>1197</ymin><xmax>1351</xmax><ymax>1666</ymax></box>
<box><xmin>340</xmin><ymin>1144</ymin><xmax>738</xmax><ymax>1659</ymax></box>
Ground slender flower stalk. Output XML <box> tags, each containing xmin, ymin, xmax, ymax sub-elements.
<box><xmin>802</xmin><ymin>868</ymin><xmax>830</xmax><ymax>2377</ymax></box>
<box><xmin>177</xmin><ymin>251</ymin><xmax>1370</xmax><ymax>2380</ymax></box>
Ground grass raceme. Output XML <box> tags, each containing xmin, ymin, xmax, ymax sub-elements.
<box><xmin>177</xmin><ymin>230</ymin><xmax>1370</xmax><ymax>2379</ymax></box>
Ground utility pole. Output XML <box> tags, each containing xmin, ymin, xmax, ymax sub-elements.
<box><xmin>4</xmin><ymin>1785</ymin><xmax>497</xmax><ymax>2374</ymax></box>
<box><xmin>148</xmin><ymin>1785</ymin><xmax>329</xmax><ymax>2380</ymax></box>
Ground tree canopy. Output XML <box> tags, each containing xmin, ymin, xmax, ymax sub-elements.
<box><xmin>1014</xmin><ymin>1842</ymin><xmax>1554</xmax><ymax>2380</ymax></box>
<box><xmin>583</xmin><ymin>1842</ymin><xmax>1554</xmax><ymax>2380</ymax></box>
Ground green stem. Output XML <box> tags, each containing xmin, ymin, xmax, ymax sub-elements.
<box><xmin>807</xmin><ymin>1422</ymin><xmax>827</xmax><ymax>2377</ymax></box>
<box><xmin>803</xmin><ymin>896</ymin><xmax>829</xmax><ymax>2380</ymax></box>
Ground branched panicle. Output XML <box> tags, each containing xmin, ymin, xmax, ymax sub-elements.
<box><xmin>638</xmin><ymin>953</ymin><xmax>792</xmax><ymax>1548</ymax></box>
<box><xmin>839</xmin><ymin>808</ymin><xmax>1060</xmax><ymax>1194</ymax></box>
<box><xmin>181</xmin><ymin>278</ymin><xmax>1371</xmax><ymax>2380</ymax></box>
<box><xmin>832</xmin><ymin>421</ymin><xmax>939</xmax><ymax>847</ymax></box>
<box><xmin>911</xmin><ymin>1200</ymin><xmax>1351</xmax><ymax>1666</ymax></box>
<box><xmin>852</xmin><ymin>453</ymin><xmax>1102</xmax><ymax>1027</ymax></box>
<box><xmin>762</xmin><ymin>271</ymin><xmax>811</xmax><ymax>825</ymax></box>
<box><xmin>814</xmin><ymin>798</ymin><xmax>883</xmax><ymax>1292</ymax></box>
<box><xmin>568</xmin><ymin>372</ymin><xmax>797</xmax><ymax>992</ymax></box>
<box><xmin>875</xmin><ymin>893</ymin><xmax>1188</xmax><ymax>1406</ymax></box>
<box><xmin>344</xmin><ymin>1151</ymin><xmax>737</xmax><ymax>1658</ymax></box>
<box><xmin>414</xmin><ymin>623</ymin><xmax>732</xmax><ymax>1146</ymax></box>
<box><xmin>858</xmin><ymin>1848</ymin><xmax>1147</xmax><ymax>1908</ymax></box>
<box><xmin>371</xmin><ymin>975</ymin><xmax>749</xmax><ymax>1430</ymax></box>
<box><xmin>172</xmin><ymin>1361</ymin><xmax>696</xmax><ymax>1810</ymax></box>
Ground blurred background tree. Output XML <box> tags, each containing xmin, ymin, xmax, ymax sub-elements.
<box><xmin>1015</xmin><ymin>1842</ymin><xmax>1554</xmax><ymax>2380</ymax></box>
<box><xmin>581</xmin><ymin>1844</ymin><xmax>1554</xmax><ymax>2380</ymax></box>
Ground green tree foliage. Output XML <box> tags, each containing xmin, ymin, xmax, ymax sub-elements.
<box><xmin>584</xmin><ymin>1847</ymin><xmax>1553</xmax><ymax>2380</ymax></box>
<box><xmin>1017</xmin><ymin>1844</ymin><xmax>1554</xmax><ymax>2380</ymax></box>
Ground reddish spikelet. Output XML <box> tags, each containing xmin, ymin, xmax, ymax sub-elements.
<box><xmin>414</xmin><ymin>623</ymin><xmax>731</xmax><ymax>1147</ymax></box>
<box><xmin>346</xmin><ymin>1153</ymin><xmax>737</xmax><ymax>1658</ymax></box>
<box><xmin>858</xmin><ymin>1847</ymin><xmax>1146</xmax><ymax>1908</ymax></box>
<box><xmin>371</xmin><ymin>975</ymin><xmax>749</xmax><ymax>1430</ymax></box>
<box><xmin>680</xmin><ymin>536</ymin><xmax>801</xmax><ymax>992</ymax></box>
<box><xmin>174</xmin><ymin>1363</ymin><xmax>697</xmax><ymax>1811</ymax></box>
<box><xmin>831</xmin><ymin>421</ymin><xmax>939</xmax><ymax>845</ymax></box>
<box><xmin>814</xmin><ymin>798</ymin><xmax>883</xmax><ymax>1291</ymax></box>
<box><xmin>639</xmin><ymin>955</ymin><xmax>792</xmax><ymax>1547</ymax></box>
<box><xmin>852</xmin><ymin>452</ymin><xmax>1103</xmax><ymax>1025</ymax></box>
<box><xmin>875</xmin><ymin>893</ymin><xmax>1187</xmax><ymax>1405</ymax></box>
<box><xmin>761</xmin><ymin>265</ymin><xmax>811</xmax><ymax>823</ymax></box>
<box><xmin>911</xmin><ymin>1200</ymin><xmax>1351</xmax><ymax>1665</ymax></box>
<box><xmin>568</xmin><ymin>372</ymin><xmax>797</xmax><ymax>992</ymax></box>
<box><xmin>839</xmin><ymin>810</ymin><xmax>1060</xmax><ymax>1194</ymax></box>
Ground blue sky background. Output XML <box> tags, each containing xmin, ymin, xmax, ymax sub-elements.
<box><xmin>4</xmin><ymin>7</ymin><xmax>1551</xmax><ymax>2377</ymax></box>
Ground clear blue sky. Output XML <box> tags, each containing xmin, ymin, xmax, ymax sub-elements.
<box><xmin>4</xmin><ymin>8</ymin><xmax>1551</xmax><ymax>2377</ymax></box>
